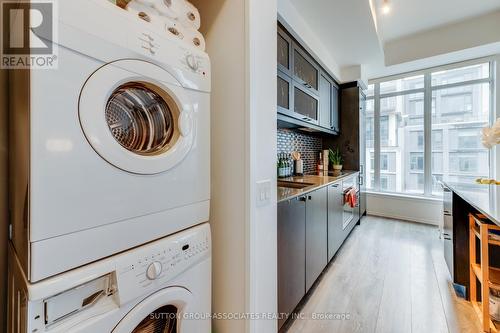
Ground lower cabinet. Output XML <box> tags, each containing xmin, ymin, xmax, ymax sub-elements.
<box><xmin>327</xmin><ymin>182</ymin><xmax>343</xmax><ymax>261</ymax></box>
<box><xmin>278</xmin><ymin>182</ymin><xmax>355</xmax><ymax>328</ymax></box>
<box><xmin>305</xmin><ymin>187</ymin><xmax>328</xmax><ymax>291</ymax></box>
<box><xmin>278</xmin><ymin>196</ymin><xmax>306</xmax><ymax>329</ymax></box>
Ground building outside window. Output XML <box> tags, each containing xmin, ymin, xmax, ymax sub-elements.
<box><xmin>366</xmin><ymin>61</ymin><xmax>492</xmax><ymax>197</ymax></box>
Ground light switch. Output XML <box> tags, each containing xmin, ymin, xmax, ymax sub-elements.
<box><xmin>256</xmin><ymin>180</ymin><xmax>272</xmax><ymax>207</ymax></box>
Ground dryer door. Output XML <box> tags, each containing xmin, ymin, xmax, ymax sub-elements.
<box><xmin>79</xmin><ymin>60</ymin><xmax>195</xmax><ymax>174</ymax></box>
<box><xmin>112</xmin><ymin>287</ymin><xmax>192</xmax><ymax>333</ymax></box>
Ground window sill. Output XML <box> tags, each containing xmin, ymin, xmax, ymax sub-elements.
<box><xmin>365</xmin><ymin>190</ymin><xmax>443</xmax><ymax>203</ymax></box>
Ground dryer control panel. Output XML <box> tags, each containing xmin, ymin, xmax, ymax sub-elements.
<box><xmin>115</xmin><ymin>223</ymin><xmax>211</xmax><ymax>305</ymax></box>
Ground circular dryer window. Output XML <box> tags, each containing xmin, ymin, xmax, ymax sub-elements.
<box><xmin>105</xmin><ymin>82</ymin><xmax>180</xmax><ymax>156</ymax></box>
<box><xmin>79</xmin><ymin>60</ymin><xmax>195</xmax><ymax>175</ymax></box>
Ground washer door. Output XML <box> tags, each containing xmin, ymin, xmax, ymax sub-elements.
<box><xmin>112</xmin><ymin>287</ymin><xmax>192</xmax><ymax>333</ymax></box>
<box><xmin>79</xmin><ymin>60</ymin><xmax>194</xmax><ymax>174</ymax></box>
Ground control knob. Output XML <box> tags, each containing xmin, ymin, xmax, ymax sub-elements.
<box><xmin>146</xmin><ymin>261</ymin><xmax>162</xmax><ymax>280</ymax></box>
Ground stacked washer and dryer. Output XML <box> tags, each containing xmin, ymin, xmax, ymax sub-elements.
<box><xmin>8</xmin><ymin>1</ymin><xmax>211</xmax><ymax>332</ymax></box>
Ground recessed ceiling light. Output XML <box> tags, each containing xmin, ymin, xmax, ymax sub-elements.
<box><xmin>381</xmin><ymin>0</ymin><xmax>391</xmax><ymax>14</ymax></box>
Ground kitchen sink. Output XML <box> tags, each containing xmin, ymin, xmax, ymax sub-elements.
<box><xmin>277</xmin><ymin>181</ymin><xmax>314</xmax><ymax>189</ymax></box>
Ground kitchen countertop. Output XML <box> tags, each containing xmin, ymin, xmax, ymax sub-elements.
<box><xmin>277</xmin><ymin>171</ymin><xmax>359</xmax><ymax>203</ymax></box>
<box><xmin>442</xmin><ymin>181</ymin><xmax>500</xmax><ymax>226</ymax></box>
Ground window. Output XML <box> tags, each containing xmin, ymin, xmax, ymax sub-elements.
<box><xmin>378</xmin><ymin>92</ymin><xmax>425</xmax><ymax>194</ymax></box>
<box><xmin>431</xmin><ymin>80</ymin><xmax>490</xmax><ymax>194</ymax></box>
<box><xmin>409</xmin><ymin>131</ymin><xmax>424</xmax><ymax>150</ymax></box>
<box><xmin>366</xmin><ymin>98</ymin><xmax>375</xmax><ymax>190</ymax></box>
<box><xmin>410</xmin><ymin>153</ymin><xmax>424</xmax><ymax>171</ymax></box>
<box><xmin>433</xmin><ymin>130</ymin><xmax>443</xmax><ymax>150</ymax></box>
<box><xmin>380</xmin><ymin>115</ymin><xmax>389</xmax><ymax>146</ymax></box>
<box><xmin>381</xmin><ymin>154</ymin><xmax>388</xmax><ymax>171</ymax></box>
<box><xmin>367</xmin><ymin>61</ymin><xmax>492</xmax><ymax>197</ymax></box>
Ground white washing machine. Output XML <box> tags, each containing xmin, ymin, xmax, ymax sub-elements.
<box><xmin>8</xmin><ymin>223</ymin><xmax>211</xmax><ymax>333</ymax></box>
<box><xmin>9</xmin><ymin>0</ymin><xmax>210</xmax><ymax>282</ymax></box>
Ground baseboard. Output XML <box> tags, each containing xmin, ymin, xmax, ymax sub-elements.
<box><xmin>367</xmin><ymin>210</ymin><xmax>441</xmax><ymax>226</ymax></box>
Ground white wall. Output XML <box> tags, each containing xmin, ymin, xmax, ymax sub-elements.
<box><xmin>192</xmin><ymin>1</ymin><xmax>247</xmax><ymax>332</ymax></box>
<box><xmin>247</xmin><ymin>0</ymin><xmax>278</xmax><ymax>332</ymax></box>
<box><xmin>366</xmin><ymin>193</ymin><xmax>443</xmax><ymax>225</ymax></box>
<box><xmin>192</xmin><ymin>1</ymin><xmax>277</xmax><ymax>332</ymax></box>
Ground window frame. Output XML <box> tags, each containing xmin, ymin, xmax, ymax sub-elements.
<box><xmin>367</xmin><ymin>58</ymin><xmax>494</xmax><ymax>197</ymax></box>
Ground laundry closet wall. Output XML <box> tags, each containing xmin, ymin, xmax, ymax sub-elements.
<box><xmin>191</xmin><ymin>0</ymin><xmax>278</xmax><ymax>332</ymax></box>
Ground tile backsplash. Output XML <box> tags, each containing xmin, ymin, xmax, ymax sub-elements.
<box><xmin>277</xmin><ymin>129</ymin><xmax>322</xmax><ymax>175</ymax></box>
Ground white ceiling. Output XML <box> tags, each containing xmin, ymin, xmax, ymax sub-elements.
<box><xmin>375</xmin><ymin>0</ymin><xmax>500</xmax><ymax>42</ymax></box>
<box><xmin>288</xmin><ymin>0</ymin><xmax>384</xmax><ymax>69</ymax></box>
<box><xmin>284</xmin><ymin>0</ymin><xmax>500</xmax><ymax>80</ymax></box>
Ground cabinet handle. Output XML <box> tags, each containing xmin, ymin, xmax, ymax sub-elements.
<box><xmin>299</xmin><ymin>196</ymin><xmax>307</xmax><ymax>202</ymax></box>
<box><xmin>331</xmin><ymin>184</ymin><xmax>339</xmax><ymax>188</ymax></box>
<box><xmin>308</xmin><ymin>195</ymin><xmax>312</xmax><ymax>200</ymax></box>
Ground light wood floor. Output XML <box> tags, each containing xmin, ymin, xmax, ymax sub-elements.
<box><xmin>286</xmin><ymin>216</ymin><xmax>482</xmax><ymax>333</ymax></box>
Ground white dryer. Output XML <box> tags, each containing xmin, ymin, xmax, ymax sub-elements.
<box><xmin>8</xmin><ymin>223</ymin><xmax>211</xmax><ymax>333</ymax></box>
<box><xmin>9</xmin><ymin>0</ymin><xmax>210</xmax><ymax>282</ymax></box>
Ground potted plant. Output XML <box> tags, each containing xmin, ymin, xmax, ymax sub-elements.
<box><xmin>329</xmin><ymin>148</ymin><xmax>343</xmax><ymax>172</ymax></box>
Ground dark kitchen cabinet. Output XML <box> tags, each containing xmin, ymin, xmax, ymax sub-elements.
<box><xmin>293</xmin><ymin>82</ymin><xmax>319</xmax><ymax>124</ymax></box>
<box><xmin>319</xmin><ymin>73</ymin><xmax>332</xmax><ymax>129</ymax></box>
<box><xmin>293</xmin><ymin>45</ymin><xmax>319</xmax><ymax>94</ymax></box>
<box><xmin>327</xmin><ymin>182</ymin><xmax>343</xmax><ymax>261</ymax></box>
<box><xmin>305</xmin><ymin>187</ymin><xmax>328</xmax><ymax>291</ymax></box>
<box><xmin>331</xmin><ymin>85</ymin><xmax>339</xmax><ymax>132</ymax></box>
<box><xmin>319</xmin><ymin>73</ymin><xmax>340</xmax><ymax>132</ymax></box>
<box><xmin>324</xmin><ymin>82</ymin><xmax>366</xmax><ymax>216</ymax></box>
<box><xmin>276</xmin><ymin>23</ymin><xmax>339</xmax><ymax>134</ymax></box>
<box><xmin>277</xmin><ymin>26</ymin><xmax>292</xmax><ymax>75</ymax></box>
<box><xmin>278</xmin><ymin>196</ymin><xmax>306</xmax><ymax>329</ymax></box>
<box><xmin>277</xmin><ymin>71</ymin><xmax>293</xmax><ymax>117</ymax></box>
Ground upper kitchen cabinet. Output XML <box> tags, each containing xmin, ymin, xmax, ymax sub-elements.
<box><xmin>277</xmin><ymin>71</ymin><xmax>293</xmax><ymax>117</ymax></box>
<box><xmin>331</xmin><ymin>84</ymin><xmax>339</xmax><ymax>132</ymax></box>
<box><xmin>319</xmin><ymin>73</ymin><xmax>332</xmax><ymax>129</ymax></box>
<box><xmin>293</xmin><ymin>81</ymin><xmax>319</xmax><ymax>124</ymax></box>
<box><xmin>319</xmin><ymin>73</ymin><xmax>339</xmax><ymax>132</ymax></box>
<box><xmin>293</xmin><ymin>46</ymin><xmax>319</xmax><ymax>94</ymax></box>
<box><xmin>277</xmin><ymin>26</ymin><xmax>292</xmax><ymax>75</ymax></box>
<box><xmin>276</xmin><ymin>23</ymin><xmax>339</xmax><ymax>135</ymax></box>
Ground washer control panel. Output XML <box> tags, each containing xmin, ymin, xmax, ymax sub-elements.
<box><xmin>130</xmin><ymin>30</ymin><xmax>209</xmax><ymax>79</ymax></box>
<box><xmin>116</xmin><ymin>223</ymin><xmax>210</xmax><ymax>305</ymax></box>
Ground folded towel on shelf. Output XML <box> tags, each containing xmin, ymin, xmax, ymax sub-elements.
<box><xmin>177</xmin><ymin>0</ymin><xmax>201</xmax><ymax>30</ymax></box>
<box><xmin>185</xmin><ymin>28</ymin><xmax>206</xmax><ymax>51</ymax></box>
<box><xmin>126</xmin><ymin>0</ymin><xmax>166</xmax><ymax>29</ymax></box>
<box><xmin>153</xmin><ymin>0</ymin><xmax>185</xmax><ymax>19</ymax></box>
<box><xmin>164</xmin><ymin>16</ymin><xmax>186</xmax><ymax>38</ymax></box>
<box><xmin>123</xmin><ymin>0</ymin><xmax>206</xmax><ymax>51</ymax></box>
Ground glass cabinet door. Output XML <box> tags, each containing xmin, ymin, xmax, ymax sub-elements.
<box><xmin>293</xmin><ymin>47</ymin><xmax>319</xmax><ymax>92</ymax></box>
<box><xmin>277</xmin><ymin>28</ymin><xmax>291</xmax><ymax>74</ymax></box>
<box><xmin>277</xmin><ymin>71</ymin><xmax>293</xmax><ymax>116</ymax></box>
<box><xmin>294</xmin><ymin>83</ymin><xmax>319</xmax><ymax>124</ymax></box>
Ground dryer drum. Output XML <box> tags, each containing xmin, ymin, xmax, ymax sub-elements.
<box><xmin>105</xmin><ymin>82</ymin><xmax>178</xmax><ymax>156</ymax></box>
<box><xmin>132</xmin><ymin>304</ymin><xmax>178</xmax><ymax>333</ymax></box>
